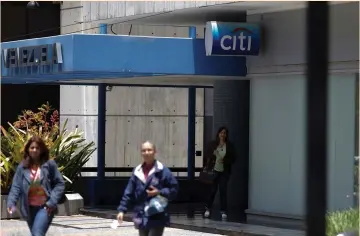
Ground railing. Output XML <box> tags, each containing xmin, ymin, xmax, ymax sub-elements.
<box><xmin>81</xmin><ymin>167</ymin><xmax>203</xmax><ymax>178</ymax></box>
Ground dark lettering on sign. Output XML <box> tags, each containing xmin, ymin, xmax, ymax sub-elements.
<box><xmin>8</xmin><ymin>48</ymin><xmax>19</xmax><ymax>68</ymax></box>
<box><xmin>2</xmin><ymin>43</ymin><xmax>63</xmax><ymax>68</ymax></box>
<box><xmin>40</xmin><ymin>46</ymin><xmax>48</xmax><ymax>65</ymax></box>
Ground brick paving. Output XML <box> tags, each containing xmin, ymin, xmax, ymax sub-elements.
<box><xmin>0</xmin><ymin>215</ymin><xmax>224</xmax><ymax>236</ymax></box>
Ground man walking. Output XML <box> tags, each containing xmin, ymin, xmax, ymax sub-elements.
<box><xmin>117</xmin><ymin>141</ymin><xmax>179</xmax><ymax>236</ymax></box>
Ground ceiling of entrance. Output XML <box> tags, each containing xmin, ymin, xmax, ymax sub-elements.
<box><xmin>53</xmin><ymin>75</ymin><xmax>248</xmax><ymax>87</ymax></box>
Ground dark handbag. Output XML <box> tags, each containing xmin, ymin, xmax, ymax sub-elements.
<box><xmin>199</xmin><ymin>169</ymin><xmax>216</xmax><ymax>184</ymax></box>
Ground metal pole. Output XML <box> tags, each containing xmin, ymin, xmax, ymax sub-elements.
<box><xmin>97</xmin><ymin>84</ymin><xmax>106</xmax><ymax>181</ymax></box>
<box><xmin>187</xmin><ymin>88</ymin><xmax>196</xmax><ymax>180</ymax></box>
<box><xmin>97</xmin><ymin>23</ymin><xmax>108</xmax><ymax>180</ymax></box>
<box><xmin>305</xmin><ymin>2</ymin><xmax>329</xmax><ymax>236</ymax></box>
<box><xmin>187</xmin><ymin>26</ymin><xmax>196</xmax><ymax>181</ymax></box>
<box><xmin>91</xmin><ymin>24</ymin><xmax>108</xmax><ymax>206</ymax></box>
<box><xmin>100</xmin><ymin>23</ymin><xmax>108</xmax><ymax>34</ymax></box>
<box><xmin>187</xmin><ymin>26</ymin><xmax>197</xmax><ymax>218</ymax></box>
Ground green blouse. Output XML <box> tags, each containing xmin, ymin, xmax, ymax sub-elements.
<box><xmin>213</xmin><ymin>144</ymin><xmax>226</xmax><ymax>172</ymax></box>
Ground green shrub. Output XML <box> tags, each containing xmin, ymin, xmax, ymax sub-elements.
<box><xmin>326</xmin><ymin>208</ymin><xmax>359</xmax><ymax>236</ymax></box>
<box><xmin>1</xmin><ymin>103</ymin><xmax>96</xmax><ymax>192</ymax></box>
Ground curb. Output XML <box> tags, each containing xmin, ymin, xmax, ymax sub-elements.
<box><xmin>79</xmin><ymin>209</ymin><xmax>269</xmax><ymax>236</ymax></box>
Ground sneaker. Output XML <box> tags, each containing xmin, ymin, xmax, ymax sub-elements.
<box><xmin>221</xmin><ymin>212</ymin><xmax>227</xmax><ymax>220</ymax></box>
<box><xmin>204</xmin><ymin>210</ymin><xmax>210</xmax><ymax>218</ymax></box>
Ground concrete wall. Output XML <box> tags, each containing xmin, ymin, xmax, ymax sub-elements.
<box><xmin>60</xmin><ymin>86</ymin><xmax>99</xmax><ymax>177</ymax></box>
<box><xmin>105</xmin><ymin>87</ymin><xmax>205</xmax><ymax>177</ymax></box>
<box><xmin>249</xmin><ymin>75</ymin><xmax>356</xmax><ymax>216</ymax></box>
<box><xmin>60</xmin><ymin>1</ymin><xmax>226</xmax><ymax>35</ymax></box>
<box><xmin>81</xmin><ymin>1</ymin><xmax>226</xmax><ymax>22</ymax></box>
<box><xmin>247</xmin><ymin>2</ymin><xmax>359</xmax><ymax>75</ymax></box>
<box><xmin>247</xmin><ymin>2</ymin><xmax>358</xmax><ymax>217</ymax></box>
<box><xmin>60</xmin><ymin>1</ymin><xmax>83</xmax><ymax>35</ymax></box>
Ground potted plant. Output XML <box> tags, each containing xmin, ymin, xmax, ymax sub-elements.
<box><xmin>0</xmin><ymin>103</ymin><xmax>96</xmax><ymax>218</ymax></box>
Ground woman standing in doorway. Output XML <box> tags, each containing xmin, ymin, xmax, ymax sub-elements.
<box><xmin>204</xmin><ymin>126</ymin><xmax>235</xmax><ymax>220</ymax></box>
<box><xmin>7</xmin><ymin>136</ymin><xmax>65</xmax><ymax>236</ymax></box>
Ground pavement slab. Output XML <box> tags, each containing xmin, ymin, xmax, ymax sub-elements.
<box><xmin>0</xmin><ymin>215</ymin><xmax>224</xmax><ymax>236</ymax></box>
<box><xmin>80</xmin><ymin>208</ymin><xmax>305</xmax><ymax>236</ymax></box>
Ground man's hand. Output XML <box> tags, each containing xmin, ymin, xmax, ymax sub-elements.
<box><xmin>7</xmin><ymin>207</ymin><xmax>15</xmax><ymax>214</ymax></box>
<box><xmin>146</xmin><ymin>186</ymin><xmax>160</xmax><ymax>197</ymax></box>
<box><xmin>117</xmin><ymin>212</ymin><xmax>124</xmax><ymax>223</ymax></box>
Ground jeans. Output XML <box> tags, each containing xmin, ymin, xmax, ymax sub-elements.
<box><xmin>206</xmin><ymin>171</ymin><xmax>229</xmax><ymax>212</ymax></box>
<box><xmin>139</xmin><ymin>227</ymin><xmax>165</xmax><ymax>236</ymax></box>
<box><xmin>27</xmin><ymin>206</ymin><xmax>54</xmax><ymax>236</ymax></box>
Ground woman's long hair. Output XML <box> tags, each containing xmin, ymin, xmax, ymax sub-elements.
<box><xmin>215</xmin><ymin>126</ymin><xmax>229</xmax><ymax>145</ymax></box>
<box><xmin>22</xmin><ymin>136</ymin><xmax>50</xmax><ymax>168</ymax></box>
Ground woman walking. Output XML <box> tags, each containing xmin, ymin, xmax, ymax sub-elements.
<box><xmin>117</xmin><ymin>141</ymin><xmax>179</xmax><ymax>236</ymax></box>
<box><xmin>204</xmin><ymin>126</ymin><xmax>235</xmax><ymax>220</ymax></box>
<box><xmin>7</xmin><ymin>136</ymin><xmax>65</xmax><ymax>236</ymax></box>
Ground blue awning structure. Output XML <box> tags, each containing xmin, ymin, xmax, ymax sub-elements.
<box><xmin>1</xmin><ymin>34</ymin><xmax>247</xmax><ymax>85</ymax></box>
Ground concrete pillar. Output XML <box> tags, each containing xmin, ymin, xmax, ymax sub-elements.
<box><xmin>210</xmin><ymin>13</ymin><xmax>249</xmax><ymax>221</ymax></box>
<box><xmin>213</xmin><ymin>80</ymin><xmax>250</xmax><ymax>221</ymax></box>
<box><xmin>203</xmin><ymin>88</ymin><xmax>214</xmax><ymax>166</ymax></box>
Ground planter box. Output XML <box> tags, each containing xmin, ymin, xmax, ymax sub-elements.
<box><xmin>57</xmin><ymin>193</ymin><xmax>84</xmax><ymax>216</ymax></box>
<box><xmin>1</xmin><ymin>193</ymin><xmax>84</xmax><ymax>219</ymax></box>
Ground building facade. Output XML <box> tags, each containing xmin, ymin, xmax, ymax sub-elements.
<box><xmin>3</xmin><ymin>1</ymin><xmax>357</xmax><ymax>228</ymax></box>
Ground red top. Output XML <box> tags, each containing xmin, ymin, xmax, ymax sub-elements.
<box><xmin>142</xmin><ymin>162</ymin><xmax>155</xmax><ymax>180</ymax></box>
<box><xmin>28</xmin><ymin>166</ymin><xmax>47</xmax><ymax>206</ymax></box>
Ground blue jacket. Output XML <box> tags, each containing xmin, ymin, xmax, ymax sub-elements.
<box><xmin>117</xmin><ymin>161</ymin><xmax>179</xmax><ymax>229</ymax></box>
<box><xmin>7</xmin><ymin>160</ymin><xmax>65</xmax><ymax>218</ymax></box>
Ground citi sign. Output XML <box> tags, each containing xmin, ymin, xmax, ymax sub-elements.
<box><xmin>205</xmin><ymin>21</ymin><xmax>261</xmax><ymax>56</ymax></box>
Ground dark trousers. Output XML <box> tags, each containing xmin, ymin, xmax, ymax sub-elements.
<box><xmin>27</xmin><ymin>206</ymin><xmax>54</xmax><ymax>236</ymax></box>
<box><xmin>206</xmin><ymin>171</ymin><xmax>229</xmax><ymax>212</ymax></box>
<box><xmin>139</xmin><ymin>227</ymin><xmax>165</xmax><ymax>236</ymax></box>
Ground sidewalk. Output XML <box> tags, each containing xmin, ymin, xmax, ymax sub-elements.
<box><xmin>1</xmin><ymin>215</ymin><xmax>223</xmax><ymax>236</ymax></box>
<box><xmin>80</xmin><ymin>208</ymin><xmax>305</xmax><ymax>236</ymax></box>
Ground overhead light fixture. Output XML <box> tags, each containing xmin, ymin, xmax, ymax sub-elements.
<box><xmin>27</xmin><ymin>1</ymin><xmax>40</xmax><ymax>9</ymax></box>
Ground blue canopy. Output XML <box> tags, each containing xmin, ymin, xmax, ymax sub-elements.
<box><xmin>1</xmin><ymin>34</ymin><xmax>247</xmax><ymax>84</ymax></box>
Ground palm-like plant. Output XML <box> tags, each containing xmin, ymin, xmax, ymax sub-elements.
<box><xmin>49</xmin><ymin>120</ymin><xmax>96</xmax><ymax>190</ymax></box>
<box><xmin>0</xmin><ymin>103</ymin><xmax>96</xmax><ymax>193</ymax></box>
<box><xmin>0</xmin><ymin>123</ymin><xmax>31</xmax><ymax>192</ymax></box>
